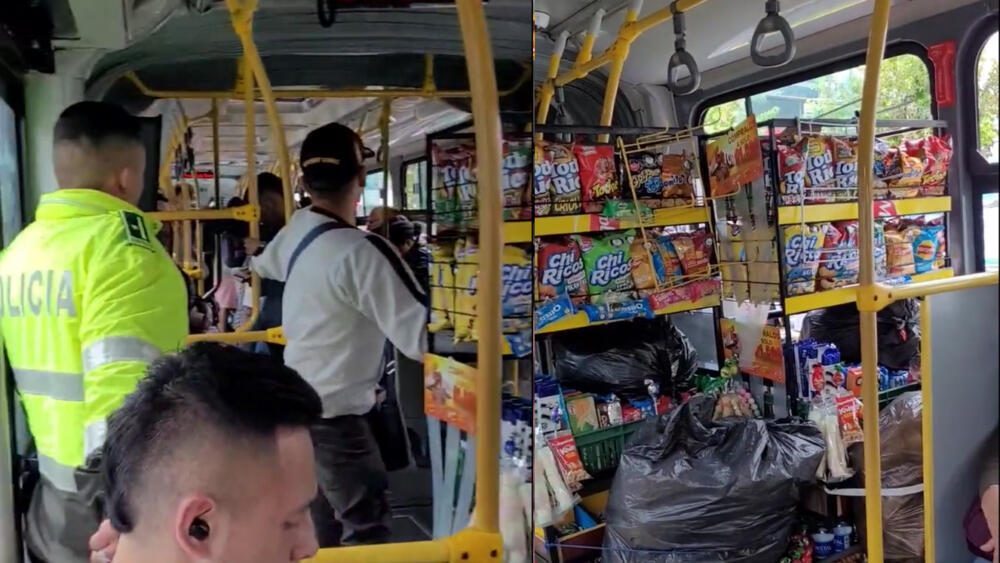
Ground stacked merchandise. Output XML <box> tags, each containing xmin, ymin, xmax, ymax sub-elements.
<box><xmin>534</xmin><ymin>227</ymin><xmax>718</xmax><ymax>330</ymax></box>
<box><xmin>427</xmin><ymin>136</ymin><xmax>533</xmax><ymax>356</ymax></box>
<box><xmin>500</xmin><ymin>392</ymin><xmax>534</xmax><ymax>563</ymax></box>
<box><xmin>773</xmin><ymin>132</ymin><xmax>952</xmax><ymax>205</ymax></box>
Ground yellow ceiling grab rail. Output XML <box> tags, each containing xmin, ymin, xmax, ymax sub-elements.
<box><xmin>121</xmin><ymin>61</ymin><xmax>530</xmax><ymax>101</ymax></box>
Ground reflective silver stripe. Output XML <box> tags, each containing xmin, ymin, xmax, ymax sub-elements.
<box><xmin>82</xmin><ymin>336</ymin><xmax>161</xmax><ymax>373</ymax></box>
<box><xmin>38</xmin><ymin>453</ymin><xmax>78</xmax><ymax>493</ymax></box>
<box><xmin>12</xmin><ymin>369</ymin><xmax>84</xmax><ymax>401</ymax></box>
<box><xmin>83</xmin><ymin>420</ymin><xmax>108</xmax><ymax>460</ymax></box>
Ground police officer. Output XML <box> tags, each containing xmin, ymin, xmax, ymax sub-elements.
<box><xmin>0</xmin><ymin>101</ymin><xmax>188</xmax><ymax>562</ymax></box>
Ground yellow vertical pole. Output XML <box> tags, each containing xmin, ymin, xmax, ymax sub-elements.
<box><xmin>534</xmin><ymin>30</ymin><xmax>569</xmax><ymax>140</ymax></box>
<box><xmin>856</xmin><ymin>1</ymin><xmax>893</xmax><ymax>561</ymax></box>
<box><xmin>574</xmin><ymin>9</ymin><xmax>605</xmax><ymax>67</ymax></box>
<box><xmin>920</xmin><ymin>298</ymin><xmax>935</xmax><ymax>561</ymax></box>
<box><xmin>456</xmin><ymin>0</ymin><xmax>501</xmax><ymax>534</ymax></box>
<box><xmin>597</xmin><ymin>0</ymin><xmax>642</xmax><ymax>143</ymax></box>
<box><xmin>182</xmin><ymin>183</ymin><xmax>193</xmax><ymax>270</ymax></box>
<box><xmin>237</xmin><ymin>57</ymin><xmax>261</xmax><ymax>332</ymax></box>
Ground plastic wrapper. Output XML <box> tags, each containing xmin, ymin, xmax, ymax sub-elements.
<box><xmin>428</xmin><ymin>241</ymin><xmax>455</xmax><ymax>332</ymax></box>
<box><xmin>852</xmin><ymin>392</ymin><xmax>925</xmax><ymax>561</ymax></box>
<box><xmin>501</xmin><ymin>139</ymin><xmax>531</xmax><ymax>220</ymax></box>
<box><xmin>660</xmin><ymin>152</ymin><xmax>695</xmax><ymax>202</ymax></box>
<box><xmin>777</xmin><ymin>139</ymin><xmax>805</xmax><ymax>205</ymax></box>
<box><xmin>782</xmin><ymin>224</ymin><xmax>826</xmax><ymax>296</ymax></box>
<box><xmin>577</xmin><ymin>230</ymin><xmax>637</xmax><ymax>305</ymax></box>
<box><xmin>547</xmin><ymin>143</ymin><xmax>582</xmax><ymax>215</ymax></box>
<box><xmin>553</xmin><ymin>318</ymin><xmax>698</xmax><ymax>400</ymax></box>
<box><xmin>501</xmin><ymin>245</ymin><xmax>532</xmax><ymax>332</ymax></box>
<box><xmin>536</xmin><ymin>237</ymin><xmax>588</xmax><ymax>305</ymax></box>
<box><xmin>801</xmin><ymin>299</ymin><xmax>920</xmax><ymax>371</ymax></box>
<box><xmin>453</xmin><ymin>239</ymin><xmax>478</xmax><ymax>341</ymax></box>
<box><xmin>431</xmin><ymin>142</ymin><xmax>473</xmax><ymax>230</ymax></box>
<box><xmin>603</xmin><ymin>396</ymin><xmax>825</xmax><ymax>562</ymax></box>
<box><xmin>575</xmin><ymin>144</ymin><xmax>620</xmax><ymax>213</ymax></box>
<box><xmin>627</xmin><ymin>151</ymin><xmax>665</xmax><ymax>202</ymax></box>
<box><xmin>534</xmin><ymin>141</ymin><xmax>553</xmax><ymax>217</ymax></box>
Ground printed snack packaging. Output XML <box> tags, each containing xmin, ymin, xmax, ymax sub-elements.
<box><xmin>630</xmin><ymin>236</ymin><xmax>666</xmax><ymax>294</ymax></box>
<box><xmin>671</xmin><ymin>229</ymin><xmax>712</xmax><ymax>277</ymax></box>
<box><xmin>889</xmin><ymin>149</ymin><xmax>924</xmax><ymax>199</ymax></box>
<box><xmin>832</xmin><ymin>137</ymin><xmax>858</xmax><ymax>201</ymax></box>
<box><xmin>626</xmin><ymin>151</ymin><xmax>664</xmax><ymax>204</ymax></box>
<box><xmin>577</xmin><ymin>230</ymin><xmax>637</xmax><ymax>305</ymax></box>
<box><xmin>431</xmin><ymin>141</ymin><xmax>474</xmax><ymax>230</ymax></box>
<box><xmin>501</xmin><ymin>139</ymin><xmax>531</xmax><ymax>220</ymax></box>
<box><xmin>428</xmin><ymin>241</ymin><xmax>455</xmax><ymax>332</ymax></box>
<box><xmin>910</xmin><ymin>225</ymin><xmax>942</xmax><ymax>275</ymax></box>
<box><xmin>872</xmin><ymin>139</ymin><xmax>892</xmax><ymax>199</ymax></box>
<box><xmin>777</xmin><ymin>138</ymin><xmax>806</xmax><ymax>205</ymax></box>
<box><xmin>656</xmin><ymin>235</ymin><xmax>686</xmax><ymax>282</ymax></box>
<box><xmin>534</xmin><ymin>141</ymin><xmax>553</xmax><ymax>217</ymax></box>
<box><xmin>885</xmin><ymin>227</ymin><xmax>916</xmax><ymax>277</ymax></box>
<box><xmin>546</xmin><ymin>143</ymin><xmax>582</xmax><ymax>215</ymax></box>
<box><xmin>574</xmin><ymin>144</ymin><xmax>621</xmax><ymax>213</ymax></box>
<box><xmin>536</xmin><ymin>236</ymin><xmax>589</xmax><ymax>306</ymax></box>
<box><xmin>920</xmin><ymin>135</ymin><xmax>952</xmax><ymax>196</ymax></box>
<box><xmin>782</xmin><ymin>223</ymin><xmax>826</xmax><ymax>296</ymax></box>
<box><xmin>453</xmin><ymin>239</ymin><xmax>479</xmax><ymax>341</ymax></box>
<box><xmin>661</xmin><ymin>152</ymin><xmax>695</xmax><ymax>203</ymax></box>
<box><xmin>874</xmin><ymin>221</ymin><xmax>888</xmax><ymax>281</ymax></box>
<box><xmin>804</xmin><ymin>136</ymin><xmax>835</xmax><ymax>202</ymax></box>
<box><xmin>501</xmin><ymin>245</ymin><xmax>533</xmax><ymax>332</ymax></box>
<box><xmin>816</xmin><ymin>221</ymin><xmax>860</xmax><ymax>291</ymax></box>
<box><xmin>927</xmin><ymin>216</ymin><xmax>947</xmax><ymax>269</ymax></box>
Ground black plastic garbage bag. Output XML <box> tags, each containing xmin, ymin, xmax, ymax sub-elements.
<box><xmin>552</xmin><ymin>318</ymin><xmax>698</xmax><ymax>401</ymax></box>
<box><xmin>603</xmin><ymin>396</ymin><xmax>825</xmax><ymax>562</ymax></box>
<box><xmin>802</xmin><ymin>299</ymin><xmax>920</xmax><ymax>371</ymax></box>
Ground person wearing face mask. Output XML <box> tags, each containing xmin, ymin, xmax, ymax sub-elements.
<box><xmin>0</xmin><ymin>102</ymin><xmax>188</xmax><ymax>562</ymax></box>
<box><xmin>89</xmin><ymin>343</ymin><xmax>322</xmax><ymax>563</ymax></box>
<box><xmin>248</xmin><ymin>122</ymin><xmax>428</xmax><ymax>547</ymax></box>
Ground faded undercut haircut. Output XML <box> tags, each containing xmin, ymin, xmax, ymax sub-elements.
<box><xmin>52</xmin><ymin>101</ymin><xmax>144</xmax><ymax>188</ymax></box>
<box><xmin>102</xmin><ymin>343</ymin><xmax>322</xmax><ymax>533</ymax></box>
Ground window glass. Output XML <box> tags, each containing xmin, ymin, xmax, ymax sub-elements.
<box><xmin>403</xmin><ymin>159</ymin><xmax>427</xmax><ymax>211</ymax></box>
<box><xmin>703</xmin><ymin>54</ymin><xmax>932</xmax><ymax>131</ymax></box>
<box><xmin>984</xmin><ymin>193</ymin><xmax>998</xmax><ymax>273</ymax></box>
<box><xmin>0</xmin><ymin>98</ymin><xmax>20</xmax><ymax>246</ymax></box>
<box><xmin>359</xmin><ymin>170</ymin><xmax>392</xmax><ymax>217</ymax></box>
<box><xmin>977</xmin><ymin>32</ymin><xmax>999</xmax><ymax>163</ymax></box>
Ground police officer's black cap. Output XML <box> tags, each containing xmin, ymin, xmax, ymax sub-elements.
<box><xmin>299</xmin><ymin>123</ymin><xmax>375</xmax><ymax>173</ymax></box>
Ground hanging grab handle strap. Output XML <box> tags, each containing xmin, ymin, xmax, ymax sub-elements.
<box><xmin>666</xmin><ymin>2</ymin><xmax>701</xmax><ymax>96</ymax></box>
<box><xmin>751</xmin><ymin>0</ymin><xmax>796</xmax><ymax>67</ymax></box>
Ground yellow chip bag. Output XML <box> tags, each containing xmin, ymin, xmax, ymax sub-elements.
<box><xmin>454</xmin><ymin>239</ymin><xmax>479</xmax><ymax>342</ymax></box>
<box><xmin>428</xmin><ymin>241</ymin><xmax>455</xmax><ymax>332</ymax></box>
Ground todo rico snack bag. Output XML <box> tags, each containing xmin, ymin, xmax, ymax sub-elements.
<box><xmin>546</xmin><ymin>143</ymin><xmax>582</xmax><ymax>215</ymax></box>
<box><xmin>428</xmin><ymin>241</ymin><xmax>455</xmax><ymax>332</ymax></box>
<box><xmin>501</xmin><ymin>245</ymin><xmax>533</xmax><ymax>332</ymax></box>
<box><xmin>577</xmin><ymin>230</ymin><xmax>636</xmax><ymax>304</ymax></box>
<box><xmin>502</xmin><ymin>139</ymin><xmax>531</xmax><ymax>220</ymax></box>
<box><xmin>777</xmin><ymin>138</ymin><xmax>806</xmax><ymax>205</ymax></box>
<box><xmin>574</xmin><ymin>144</ymin><xmax>620</xmax><ymax>214</ymax></box>
<box><xmin>454</xmin><ymin>239</ymin><xmax>479</xmax><ymax>341</ymax></box>
<box><xmin>660</xmin><ymin>152</ymin><xmax>695</xmax><ymax>204</ymax></box>
<box><xmin>534</xmin><ymin>141</ymin><xmax>553</xmax><ymax>217</ymax></box>
<box><xmin>431</xmin><ymin>141</ymin><xmax>474</xmax><ymax>230</ymax></box>
<box><xmin>920</xmin><ymin>135</ymin><xmax>952</xmax><ymax>196</ymax></box>
<box><xmin>804</xmin><ymin>136</ymin><xmax>835</xmax><ymax>202</ymax></box>
<box><xmin>782</xmin><ymin>223</ymin><xmax>826</xmax><ymax>296</ymax></box>
<box><xmin>832</xmin><ymin>137</ymin><xmax>858</xmax><ymax>201</ymax></box>
<box><xmin>536</xmin><ymin>237</ymin><xmax>589</xmax><ymax>306</ymax></box>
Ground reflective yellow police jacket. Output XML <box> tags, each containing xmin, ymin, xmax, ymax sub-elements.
<box><xmin>0</xmin><ymin>189</ymin><xmax>188</xmax><ymax>492</ymax></box>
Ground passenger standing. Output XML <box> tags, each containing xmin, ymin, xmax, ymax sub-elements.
<box><xmin>251</xmin><ymin>123</ymin><xmax>427</xmax><ymax>547</ymax></box>
<box><xmin>0</xmin><ymin>101</ymin><xmax>188</xmax><ymax>562</ymax></box>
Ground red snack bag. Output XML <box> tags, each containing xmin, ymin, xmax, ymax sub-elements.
<box><xmin>574</xmin><ymin>144</ymin><xmax>620</xmax><ymax>213</ymax></box>
<box><xmin>777</xmin><ymin>140</ymin><xmax>806</xmax><ymax>205</ymax></box>
<box><xmin>671</xmin><ymin>230</ymin><xmax>712</xmax><ymax>277</ymax></box>
<box><xmin>921</xmin><ymin>135</ymin><xmax>952</xmax><ymax>196</ymax></box>
<box><xmin>546</xmin><ymin>433</ymin><xmax>593</xmax><ymax>487</ymax></box>
<box><xmin>836</xmin><ymin>395</ymin><xmax>863</xmax><ymax>446</ymax></box>
<box><xmin>536</xmin><ymin>237</ymin><xmax>589</xmax><ymax>305</ymax></box>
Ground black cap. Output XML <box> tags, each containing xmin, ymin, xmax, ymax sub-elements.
<box><xmin>299</xmin><ymin>122</ymin><xmax>375</xmax><ymax>173</ymax></box>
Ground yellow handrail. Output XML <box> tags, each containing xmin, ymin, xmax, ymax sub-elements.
<box><xmin>234</xmin><ymin>55</ymin><xmax>261</xmax><ymax>333</ymax></box>
<box><xmin>920</xmin><ymin>299</ymin><xmax>935</xmax><ymax>560</ymax></box>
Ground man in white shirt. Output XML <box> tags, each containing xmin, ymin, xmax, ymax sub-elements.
<box><xmin>250</xmin><ymin>123</ymin><xmax>427</xmax><ymax>546</ymax></box>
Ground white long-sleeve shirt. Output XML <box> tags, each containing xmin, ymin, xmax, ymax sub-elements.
<box><xmin>251</xmin><ymin>206</ymin><xmax>428</xmax><ymax>417</ymax></box>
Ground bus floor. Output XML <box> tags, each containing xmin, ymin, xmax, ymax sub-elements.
<box><xmin>386</xmin><ymin>465</ymin><xmax>433</xmax><ymax>542</ymax></box>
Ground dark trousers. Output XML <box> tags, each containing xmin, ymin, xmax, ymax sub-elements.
<box><xmin>26</xmin><ymin>459</ymin><xmax>103</xmax><ymax>563</ymax></box>
<box><xmin>310</xmin><ymin>415</ymin><xmax>391</xmax><ymax>547</ymax></box>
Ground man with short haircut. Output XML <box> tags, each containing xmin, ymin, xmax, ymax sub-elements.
<box><xmin>91</xmin><ymin>343</ymin><xmax>321</xmax><ymax>563</ymax></box>
<box><xmin>0</xmin><ymin>101</ymin><xmax>188</xmax><ymax>562</ymax></box>
<box><xmin>250</xmin><ymin>123</ymin><xmax>427</xmax><ymax>546</ymax></box>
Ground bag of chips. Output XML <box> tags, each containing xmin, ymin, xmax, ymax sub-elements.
<box><xmin>911</xmin><ymin>225</ymin><xmax>942</xmax><ymax>275</ymax></box>
<box><xmin>626</xmin><ymin>152</ymin><xmax>664</xmax><ymax>204</ymax></box>
<box><xmin>546</xmin><ymin>143</ymin><xmax>582</xmax><ymax>215</ymax></box>
<box><xmin>804</xmin><ymin>136</ymin><xmax>835</xmax><ymax>202</ymax></box>
<box><xmin>777</xmin><ymin>139</ymin><xmax>806</xmax><ymax>205</ymax></box>
<box><xmin>630</xmin><ymin>236</ymin><xmax>666</xmax><ymax>293</ymax></box>
<box><xmin>502</xmin><ymin>245</ymin><xmax>533</xmax><ymax>332</ymax></box>
<box><xmin>431</xmin><ymin>141</ymin><xmax>473</xmax><ymax>230</ymax></box>
<box><xmin>890</xmin><ymin>149</ymin><xmax>923</xmax><ymax>199</ymax></box>
<box><xmin>927</xmin><ymin>216</ymin><xmax>947</xmax><ymax>269</ymax></box>
<box><xmin>873</xmin><ymin>139</ymin><xmax>892</xmax><ymax>199</ymax></box>
<box><xmin>536</xmin><ymin>237</ymin><xmax>589</xmax><ymax>305</ymax></box>
<box><xmin>577</xmin><ymin>230</ymin><xmax>636</xmax><ymax>305</ymax></box>
<box><xmin>534</xmin><ymin>141</ymin><xmax>553</xmax><ymax>217</ymax></box>
<box><xmin>816</xmin><ymin>221</ymin><xmax>860</xmax><ymax>291</ymax></box>
<box><xmin>574</xmin><ymin>144</ymin><xmax>620</xmax><ymax>213</ymax></box>
<box><xmin>661</xmin><ymin>152</ymin><xmax>695</xmax><ymax>203</ymax></box>
<box><xmin>502</xmin><ymin>139</ymin><xmax>531</xmax><ymax>220</ymax></box>
<box><xmin>874</xmin><ymin>221</ymin><xmax>888</xmax><ymax>281</ymax></box>
<box><xmin>782</xmin><ymin>224</ymin><xmax>826</xmax><ymax>296</ymax></box>
<box><xmin>885</xmin><ymin>228</ymin><xmax>915</xmax><ymax>277</ymax></box>
<box><xmin>671</xmin><ymin>229</ymin><xmax>712</xmax><ymax>277</ymax></box>
<box><xmin>922</xmin><ymin>135</ymin><xmax>952</xmax><ymax>196</ymax></box>
<box><xmin>428</xmin><ymin>241</ymin><xmax>455</xmax><ymax>332</ymax></box>
<box><xmin>832</xmin><ymin>137</ymin><xmax>858</xmax><ymax>201</ymax></box>
<box><xmin>454</xmin><ymin>239</ymin><xmax>479</xmax><ymax>341</ymax></box>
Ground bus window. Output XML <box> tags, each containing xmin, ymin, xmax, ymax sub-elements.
<box><xmin>0</xmin><ymin>98</ymin><xmax>20</xmax><ymax>247</ymax></box>
<box><xmin>984</xmin><ymin>193</ymin><xmax>998</xmax><ymax>273</ymax></box>
<box><xmin>977</xmin><ymin>31</ymin><xmax>999</xmax><ymax>163</ymax></box>
<box><xmin>703</xmin><ymin>53</ymin><xmax>932</xmax><ymax>129</ymax></box>
<box><xmin>359</xmin><ymin>170</ymin><xmax>393</xmax><ymax>217</ymax></box>
<box><xmin>402</xmin><ymin>158</ymin><xmax>427</xmax><ymax>211</ymax></box>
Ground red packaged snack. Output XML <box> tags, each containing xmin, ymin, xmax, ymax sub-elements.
<box><xmin>536</xmin><ymin>237</ymin><xmax>589</xmax><ymax>305</ymax></box>
<box><xmin>777</xmin><ymin>140</ymin><xmax>806</xmax><ymax>205</ymax></box>
<box><xmin>574</xmin><ymin>144</ymin><xmax>620</xmax><ymax>213</ymax></box>
<box><xmin>921</xmin><ymin>135</ymin><xmax>952</xmax><ymax>196</ymax></box>
<box><xmin>546</xmin><ymin>433</ymin><xmax>593</xmax><ymax>487</ymax></box>
<box><xmin>660</xmin><ymin>152</ymin><xmax>695</xmax><ymax>203</ymax></box>
<box><xmin>670</xmin><ymin>230</ymin><xmax>712</xmax><ymax>277</ymax></box>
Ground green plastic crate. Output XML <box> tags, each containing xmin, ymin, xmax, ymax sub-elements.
<box><xmin>572</xmin><ymin>420</ymin><xmax>645</xmax><ymax>477</ymax></box>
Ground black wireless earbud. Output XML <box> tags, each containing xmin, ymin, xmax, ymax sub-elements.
<box><xmin>189</xmin><ymin>518</ymin><xmax>210</xmax><ymax>541</ymax></box>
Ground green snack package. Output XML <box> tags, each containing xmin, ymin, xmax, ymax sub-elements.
<box><xmin>576</xmin><ymin>229</ymin><xmax>637</xmax><ymax>304</ymax></box>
